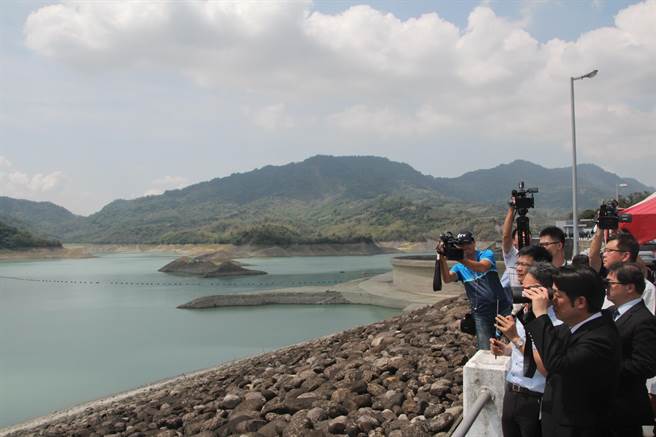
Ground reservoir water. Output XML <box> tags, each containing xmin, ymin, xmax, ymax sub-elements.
<box><xmin>0</xmin><ymin>253</ymin><xmax>399</xmax><ymax>428</ymax></box>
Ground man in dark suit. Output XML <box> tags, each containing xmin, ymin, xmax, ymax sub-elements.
<box><xmin>605</xmin><ymin>262</ymin><xmax>656</xmax><ymax>437</ymax></box>
<box><xmin>523</xmin><ymin>266</ymin><xmax>621</xmax><ymax>437</ymax></box>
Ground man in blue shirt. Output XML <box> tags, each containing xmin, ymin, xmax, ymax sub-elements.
<box><xmin>437</xmin><ymin>231</ymin><xmax>512</xmax><ymax>349</ymax></box>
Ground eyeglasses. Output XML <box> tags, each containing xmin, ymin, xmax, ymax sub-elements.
<box><xmin>603</xmin><ymin>248</ymin><xmax>626</xmax><ymax>253</ymax></box>
<box><xmin>515</xmin><ymin>261</ymin><xmax>533</xmax><ymax>267</ymax></box>
<box><xmin>603</xmin><ymin>279</ymin><xmax>624</xmax><ymax>288</ymax></box>
<box><xmin>539</xmin><ymin>241</ymin><xmax>560</xmax><ymax>247</ymax></box>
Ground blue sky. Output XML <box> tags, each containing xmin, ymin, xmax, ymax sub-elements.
<box><xmin>1</xmin><ymin>0</ymin><xmax>654</xmax><ymax>215</ymax></box>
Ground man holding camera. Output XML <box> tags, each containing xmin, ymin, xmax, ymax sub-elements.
<box><xmin>501</xmin><ymin>206</ymin><xmax>522</xmax><ymax>288</ymax></box>
<box><xmin>605</xmin><ymin>262</ymin><xmax>656</xmax><ymax>437</ymax></box>
<box><xmin>589</xmin><ymin>230</ymin><xmax>655</xmax><ymax>313</ymax></box>
<box><xmin>491</xmin><ymin>259</ymin><xmax>559</xmax><ymax>437</ymax></box>
<box><xmin>437</xmin><ymin>231</ymin><xmax>511</xmax><ymax>350</ymax></box>
<box><xmin>501</xmin><ymin>184</ymin><xmax>537</xmax><ymax>288</ymax></box>
<box><xmin>523</xmin><ymin>266</ymin><xmax>621</xmax><ymax>437</ymax></box>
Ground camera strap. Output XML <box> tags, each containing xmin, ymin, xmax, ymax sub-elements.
<box><xmin>433</xmin><ymin>254</ymin><xmax>442</xmax><ymax>291</ymax></box>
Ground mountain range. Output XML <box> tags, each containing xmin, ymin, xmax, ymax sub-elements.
<box><xmin>0</xmin><ymin>156</ymin><xmax>651</xmax><ymax>244</ymax></box>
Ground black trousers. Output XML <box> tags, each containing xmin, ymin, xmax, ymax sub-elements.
<box><xmin>502</xmin><ymin>387</ymin><xmax>542</xmax><ymax>437</ymax></box>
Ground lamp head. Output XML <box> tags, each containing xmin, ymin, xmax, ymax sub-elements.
<box><xmin>583</xmin><ymin>69</ymin><xmax>598</xmax><ymax>79</ymax></box>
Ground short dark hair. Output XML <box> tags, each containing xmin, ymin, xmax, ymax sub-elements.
<box><xmin>571</xmin><ymin>254</ymin><xmax>590</xmax><ymax>268</ymax></box>
<box><xmin>553</xmin><ymin>265</ymin><xmax>605</xmax><ymax>313</ymax></box>
<box><xmin>527</xmin><ymin>262</ymin><xmax>557</xmax><ymax>288</ymax></box>
<box><xmin>607</xmin><ymin>261</ymin><xmax>646</xmax><ymax>294</ymax></box>
<box><xmin>518</xmin><ymin>245</ymin><xmax>553</xmax><ymax>263</ymax></box>
<box><xmin>608</xmin><ymin>231</ymin><xmax>639</xmax><ymax>262</ymax></box>
<box><xmin>539</xmin><ymin>226</ymin><xmax>566</xmax><ymax>244</ymax></box>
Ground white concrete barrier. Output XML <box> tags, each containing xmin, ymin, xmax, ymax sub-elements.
<box><xmin>462</xmin><ymin>350</ymin><xmax>510</xmax><ymax>437</ymax></box>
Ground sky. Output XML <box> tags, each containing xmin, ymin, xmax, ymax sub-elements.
<box><xmin>1</xmin><ymin>0</ymin><xmax>655</xmax><ymax>216</ymax></box>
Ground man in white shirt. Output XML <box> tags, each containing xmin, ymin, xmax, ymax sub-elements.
<box><xmin>501</xmin><ymin>206</ymin><xmax>522</xmax><ymax>288</ymax></box>
<box><xmin>491</xmin><ymin>262</ymin><xmax>561</xmax><ymax>437</ymax></box>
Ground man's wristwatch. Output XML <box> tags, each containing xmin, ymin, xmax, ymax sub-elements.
<box><xmin>512</xmin><ymin>338</ymin><xmax>524</xmax><ymax>349</ymax></box>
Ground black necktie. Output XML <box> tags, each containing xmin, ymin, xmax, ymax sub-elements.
<box><xmin>613</xmin><ymin>309</ymin><xmax>620</xmax><ymax>321</ymax></box>
<box><xmin>516</xmin><ymin>309</ymin><xmax>537</xmax><ymax>378</ymax></box>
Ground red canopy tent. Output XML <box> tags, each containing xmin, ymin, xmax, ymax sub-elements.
<box><xmin>620</xmin><ymin>192</ymin><xmax>656</xmax><ymax>244</ymax></box>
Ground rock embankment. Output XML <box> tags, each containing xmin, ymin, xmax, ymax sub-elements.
<box><xmin>178</xmin><ymin>291</ymin><xmax>350</xmax><ymax>309</ymax></box>
<box><xmin>159</xmin><ymin>259</ymin><xmax>266</xmax><ymax>278</ymax></box>
<box><xmin>5</xmin><ymin>296</ymin><xmax>474</xmax><ymax>437</ymax></box>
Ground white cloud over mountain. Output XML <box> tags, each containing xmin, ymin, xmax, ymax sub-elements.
<box><xmin>13</xmin><ymin>0</ymin><xmax>656</xmax><ymax>213</ymax></box>
<box><xmin>143</xmin><ymin>175</ymin><xmax>190</xmax><ymax>197</ymax></box>
<box><xmin>0</xmin><ymin>156</ymin><xmax>66</xmax><ymax>198</ymax></box>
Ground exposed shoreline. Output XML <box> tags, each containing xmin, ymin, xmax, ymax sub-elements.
<box><xmin>177</xmin><ymin>272</ymin><xmax>464</xmax><ymax>312</ymax></box>
<box><xmin>1</xmin><ymin>294</ymin><xmax>473</xmax><ymax>437</ymax></box>
<box><xmin>0</xmin><ymin>241</ymin><xmax>413</xmax><ymax>262</ymax></box>
<box><xmin>0</xmin><ymin>246</ymin><xmax>94</xmax><ymax>261</ymax></box>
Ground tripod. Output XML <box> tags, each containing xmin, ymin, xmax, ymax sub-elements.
<box><xmin>516</xmin><ymin>209</ymin><xmax>532</xmax><ymax>249</ymax></box>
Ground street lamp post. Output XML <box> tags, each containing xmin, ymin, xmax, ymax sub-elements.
<box><xmin>570</xmin><ymin>69</ymin><xmax>598</xmax><ymax>256</ymax></box>
<box><xmin>616</xmin><ymin>183</ymin><xmax>628</xmax><ymax>202</ymax></box>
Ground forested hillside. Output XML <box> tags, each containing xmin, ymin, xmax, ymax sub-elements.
<box><xmin>0</xmin><ymin>156</ymin><xmax>649</xmax><ymax>244</ymax></box>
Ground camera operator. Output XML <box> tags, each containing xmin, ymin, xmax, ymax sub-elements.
<box><xmin>523</xmin><ymin>266</ymin><xmax>622</xmax><ymax>437</ymax></box>
<box><xmin>436</xmin><ymin>231</ymin><xmax>511</xmax><ymax>350</ymax></box>
<box><xmin>501</xmin><ymin>206</ymin><xmax>522</xmax><ymax>288</ymax></box>
<box><xmin>502</xmin><ymin>183</ymin><xmax>537</xmax><ymax>288</ymax></box>
<box><xmin>491</xmin><ymin>259</ymin><xmax>559</xmax><ymax>437</ymax></box>
<box><xmin>589</xmin><ymin>230</ymin><xmax>655</xmax><ymax>313</ymax></box>
<box><xmin>605</xmin><ymin>262</ymin><xmax>656</xmax><ymax>437</ymax></box>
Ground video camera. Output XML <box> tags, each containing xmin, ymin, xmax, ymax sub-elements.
<box><xmin>510</xmin><ymin>286</ymin><xmax>554</xmax><ymax>304</ymax></box>
<box><xmin>597</xmin><ymin>200</ymin><xmax>632</xmax><ymax>230</ymax></box>
<box><xmin>511</xmin><ymin>181</ymin><xmax>538</xmax><ymax>213</ymax></box>
<box><xmin>438</xmin><ymin>232</ymin><xmax>472</xmax><ymax>261</ymax></box>
<box><xmin>511</xmin><ymin>181</ymin><xmax>538</xmax><ymax>249</ymax></box>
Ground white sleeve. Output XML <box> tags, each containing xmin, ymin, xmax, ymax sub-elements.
<box><xmin>503</xmin><ymin>245</ymin><xmax>518</xmax><ymax>266</ymax></box>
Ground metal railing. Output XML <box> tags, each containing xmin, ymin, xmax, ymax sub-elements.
<box><xmin>451</xmin><ymin>387</ymin><xmax>494</xmax><ymax>437</ymax></box>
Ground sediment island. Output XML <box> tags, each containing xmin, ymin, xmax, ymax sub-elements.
<box><xmin>3</xmin><ymin>296</ymin><xmax>474</xmax><ymax>437</ymax></box>
<box><xmin>159</xmin><ymin>258</ymin><xmax>267</xmax><ymax>278</ymax></box>
<box><xmin>178</xmin><ymin>291</ymin><xmax>351</xmax><ymax>309</ymax></box>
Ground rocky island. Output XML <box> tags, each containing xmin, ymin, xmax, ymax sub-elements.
<box><xmin>3</xmin><ymin>296</ymin><xmax>474</xmax><ymax>437</ymax></box>
<box><xmin>159</xmin><ymin>258</ymin><xmax>266</xmax><ymax>278</ymax></box>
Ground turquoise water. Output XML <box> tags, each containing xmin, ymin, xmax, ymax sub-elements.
<box><xmin>0</xmin><ymin>253</ymin><xmax>399</xmax><ymax>428</ymax></box>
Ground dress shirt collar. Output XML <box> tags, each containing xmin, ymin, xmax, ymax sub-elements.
<box><xmin>570</xmin><ymin>311</ymin><xmax>602</xmax><ymax>334</ymax></box>
<box><xmin>615</xmin><ymin>297</ymin><xmax>642</xmax><ymax>319</ymax></box>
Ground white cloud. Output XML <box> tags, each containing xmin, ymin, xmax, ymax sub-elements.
<box><xmin>20</xmin><ymin>0</ymin><xmax>656</xmax><ymax>186</ymax></box>
<box><xmin>143</xmin><ymin>175</ymin><xmax>189</xmax><ymax>197</ymax></box>
<box><xmin>0</xmin><ymin>156</ymin><xmax>66</xmax><ymax>198</ymax></box>
<box><xmin>244</xmin><ymin>103</ymin><xmax>295</xmax><ymax>130</ymax></box>
<box><xmin>328</xmin><ymin>105</ymin><xmax>454</xmax><ymax>138</ymax></box>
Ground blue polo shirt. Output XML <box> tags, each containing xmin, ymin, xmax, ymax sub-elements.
<box><xmin>450</xmin><ymin>249</ymin><xmax>511</xmax><ymax>314</ymax></box>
